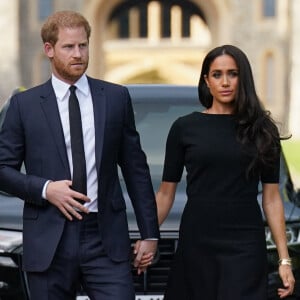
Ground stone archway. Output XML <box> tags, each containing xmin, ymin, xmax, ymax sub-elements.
<box><xmin>84</xmin><ymin>0</ymin><xmax>122</xmax><ymax>78</ymax></box>
<box><xmin>84</xmin><ymin>0</ymin><xmax>230</xmax><ymax>84</ymax></box>
<box><xmin>191</xmin><ymin>0</ymin><xmax>231</xmax><ymax>46</ymax></box>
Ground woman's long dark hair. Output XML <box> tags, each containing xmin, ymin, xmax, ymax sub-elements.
<box><xmin>198</xmin><ymin>45</ymin><xmax>284</xmax><ymax>177</ymax></box>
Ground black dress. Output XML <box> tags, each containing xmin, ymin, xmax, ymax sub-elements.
<box><xmin>162</xmin><ymin>112</ymin><xmax>280</xmax><ymax>300</ymax></box>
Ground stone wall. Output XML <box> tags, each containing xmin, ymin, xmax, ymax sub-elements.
<box><xmin>289</xmin><ymin>0</ymin><xmax>300</xmax><ymax>138</ymax></box>
<box><xmin>0</xmin><ymin>0</ymin><xmax>20</xmax><ymax>107</ymax></box>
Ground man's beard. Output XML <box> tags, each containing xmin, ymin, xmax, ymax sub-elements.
<box><xmin>52</xmin><ymin>56</ymin><xmax>88</xmax><ymax>83</ymax></box>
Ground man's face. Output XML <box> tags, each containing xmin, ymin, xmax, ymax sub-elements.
<box><xmin>44</xmin><ymin>26</ymin><xmax>89</xmax><ymax>84</ymax></box>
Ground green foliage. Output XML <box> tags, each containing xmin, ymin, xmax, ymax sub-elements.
<box><xmin>282</xmin><ymin>140</ymin><xmax>300</xmax><ymax>172</ymax></box>
<box><xmin>282</xmin><ymin>140</ymin><xmax>300</xmax><ymax>187</ymax></box>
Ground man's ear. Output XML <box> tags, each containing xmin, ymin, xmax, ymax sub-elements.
<box><xmin>44</xmin><ymin>42</ymin><xmax>54</xmax><ymax>58</ymax></box>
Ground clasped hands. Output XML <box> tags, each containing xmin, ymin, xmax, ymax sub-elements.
<box><xmin>133</xmin><ymin>240</ymin><xmax>158</xmax><ymax>274</ymax></box>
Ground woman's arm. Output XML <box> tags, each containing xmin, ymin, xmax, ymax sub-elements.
<box><xmin>133</xmin><ymin>181</ymin><xmax>178</xmax><ymax>272</ymax></box>
<box><xmin>262</xmin><ymin>183</ymin><xmax>295</xmax><ymax>298</ymax></box>
<box><xmin>156</xmin><ymin>181</ymin><xmax>178</xmax><ymax>226</ymax></box>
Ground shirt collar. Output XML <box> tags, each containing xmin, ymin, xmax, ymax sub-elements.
<box><xmin>51</xmin><ymin>74</ymin><xmax>90</xmax><ymax>101</ymax></box>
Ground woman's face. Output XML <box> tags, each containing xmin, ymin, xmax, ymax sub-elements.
<box><xmin>204</xmin><ymin>54</ymin><xmax>239</xmax><ymax>111</ymax></box>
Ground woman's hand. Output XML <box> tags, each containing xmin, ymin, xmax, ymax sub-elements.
<box><xmin>277</xmin><ymin>265</ymin><xmax>295</xmax><ymax>298</ymax></box>
<box><xmin>133</xmin><ymin>239</ymin><xmax>157</xmax><ymax>275</ymax></box>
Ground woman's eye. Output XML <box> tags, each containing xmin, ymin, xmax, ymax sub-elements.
<box><xmin>212</xmin><ymin>73</ymin><xmax>221</xmax><ymax>78</ymax></box>
<box><xmin>228</xmin><ymin>71</ymin><xmax>239</xmax><ymax>77</ymax></box>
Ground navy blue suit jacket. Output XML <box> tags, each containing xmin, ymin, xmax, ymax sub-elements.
<box><xmin>0</xmin><ymin>77</ymin><xmax>159</xmax><ymax>272</ymax></box>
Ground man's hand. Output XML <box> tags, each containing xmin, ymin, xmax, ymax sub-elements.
<box><xmin>46</xmin><ymin>180</ymin><xmax>90</xmax><ymax>220</ymax></box>
<box><xmin>133</xmin><ymin>240</ymin><xmax>158</xmax><ymax>275</ymax></box>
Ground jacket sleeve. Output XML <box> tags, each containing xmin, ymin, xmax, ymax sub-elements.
<box><xmin>0</xmin><ymin>94</ymin><xmax>47</xmax><ymax>206</ymax></box>
<box><xmin>118</xmin><ymin>87</ymin><xmax>160</xmax><ymax>239</ymax></box>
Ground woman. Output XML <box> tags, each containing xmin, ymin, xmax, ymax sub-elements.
<box><xmin>156</xmin><ymin>45</ymin><xmax>294</xmax><ymax>299</ymax></box>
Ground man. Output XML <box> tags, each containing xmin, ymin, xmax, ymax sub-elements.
<box><xmin>0</xmin><ymin>11</ymin><xmax>159</xmax><ymax>300</ymax></box>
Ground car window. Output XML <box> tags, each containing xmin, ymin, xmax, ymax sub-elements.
<box><xmin>133</xmin><ymin>101</ymin><xmax>201</xmax><ymax>190</ymax></box>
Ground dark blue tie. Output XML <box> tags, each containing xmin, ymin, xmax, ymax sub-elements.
<box><xmin>69</xmin><ymin>85</ymin><xmax>87</xmax><ymax>199</ymax></box>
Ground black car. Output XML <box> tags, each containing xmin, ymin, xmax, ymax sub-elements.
<box><xmin>1</xmin><ymin>85</ymin><xmax>300</xmax><ymax>300</ymax></box>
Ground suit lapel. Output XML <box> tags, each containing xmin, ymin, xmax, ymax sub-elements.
<box><xmin>38</xmin><ymin>78</ymin><xmax>106</xmax><ymax>177</ymax></box>
<box><xmin>88</xmin><ymin>77</ymin><xmax>106</xmax><ymax>173</ymax></box>
<box><xmin>39</xmin><ymin>80</ymin><xmax>71</xmax><ymax>176</ymax></box>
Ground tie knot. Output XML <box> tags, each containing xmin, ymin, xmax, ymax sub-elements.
<box><xmin>69</xmin><ymin>85</ymin><xmax>77</xmax><ymax>94</ymax></box>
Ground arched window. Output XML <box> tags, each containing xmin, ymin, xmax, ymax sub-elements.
<box><xmin>38</xmin><ymin>0</ymin><xmax>53</xmax><ymax>20</ymax></box>
<box><xmin>107</xmin><ymin>0</ymin><xmax>208</xmax><ymax>43</ymax></box>
<box><xmin>263</xmin><ymin>0</ymin><xmax>276</xmax><ymax>17</ymax></box>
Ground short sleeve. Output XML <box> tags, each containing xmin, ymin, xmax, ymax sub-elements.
<box><xmin>260</xmin><ymin>146</ymin><xmax>281</xmax><ymax>184</ymax></box>
<box><xmin>162</xmin><ymin>119</ymin><xmax>184</xmax><ymax>182</ymax></box>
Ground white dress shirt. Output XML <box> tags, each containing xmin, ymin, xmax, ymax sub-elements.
<box><xmin>43</xmin><ymin>74</ymin><xmax>98</xmax><ymax>212</ymax></box>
